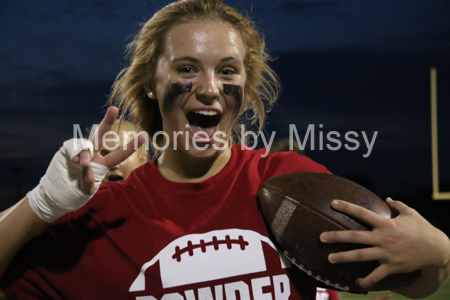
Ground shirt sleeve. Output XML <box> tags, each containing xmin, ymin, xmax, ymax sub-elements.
<box><xmin>0</xmin><ymin>183</ymin><xmax>122</xmax><ymax>299</ymax></box>
<box><xmin>261</xmin><ymin>150</ymin><xmax>331</xmax><ymax>184</ymax></box>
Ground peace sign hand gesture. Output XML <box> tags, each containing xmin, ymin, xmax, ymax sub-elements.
<box><xmin>27</xmin><ymin>107</ymin><xmax>146</xmax><ymax>223</ymax></box>
<box><xmin>74</xmin><ymin>107</ymin><xmax>145</xmax><ymax>195</ymax></box>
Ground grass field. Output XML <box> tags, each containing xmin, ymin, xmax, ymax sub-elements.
<box><xmin>341</xmin><ymin>276</ymin><xmax>450</xmax><ymax>300</ymax></box>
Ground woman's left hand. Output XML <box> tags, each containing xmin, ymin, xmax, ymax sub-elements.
<box><xmin>319</xmin><ymin>198</ymin><xmax>450</xmax><ymax>292</ymax></box>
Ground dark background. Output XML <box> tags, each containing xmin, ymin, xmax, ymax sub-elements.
<box><xmin>1</xmin><ymin>1</ymin><xmax>449</xmax><ymax>233</ymax></box>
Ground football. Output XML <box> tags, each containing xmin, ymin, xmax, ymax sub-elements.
<box><xmin>258</xmin><ymin>172</ymin><xmax>420</xmax><ymax>292</ymax></box>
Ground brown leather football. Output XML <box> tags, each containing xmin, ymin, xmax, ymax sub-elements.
<box><xmin>258</xmin><ymin>172</ymin><xmax>420</xmax><ymax>292</ymax></box>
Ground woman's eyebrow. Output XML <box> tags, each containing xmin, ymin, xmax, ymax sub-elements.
<box><xmin>171</xmin><ymin>56</ymin><xmax>242</xmax><ymax>65</ymax></box>
<box><xmin>219</xmin><ymin>57</ymin><xmax>242</xmax><ymax>64</ymax></box>
<box><xmin>172</xmin><ymin>56</ymin><xmax>200</xmax><ymax>64</ymax></box>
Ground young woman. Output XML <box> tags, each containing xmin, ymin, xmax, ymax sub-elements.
<box><xmin>0</xmin><ymin>1</ymin><xmax>449</xmax><ymax>299</ymax></box>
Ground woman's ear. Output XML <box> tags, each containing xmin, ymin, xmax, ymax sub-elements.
<box><xmin>144</xmin><ymin>86</ymin><xmax>157</xmax><ymax>100</ymax></box>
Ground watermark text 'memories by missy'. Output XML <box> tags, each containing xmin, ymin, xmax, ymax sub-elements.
<box><xmin>289</xmin><ymin>124</ymin><xmax>378</xmax><ymax>158</ymax></box>
<box><xmin>72</xmin><ymin>124</ymin><xmax>378</xmax><ymax>158</ymax></box>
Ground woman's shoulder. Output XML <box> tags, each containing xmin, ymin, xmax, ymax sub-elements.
<box><xmin>232</xmin><ymin>144</ymin><xmax>330</xmax><ymax>175</ymax></box>
<box><xmin>228</xmin><ymin>145</ymin><xmax>330</xmax><ymax>191</ymax></box>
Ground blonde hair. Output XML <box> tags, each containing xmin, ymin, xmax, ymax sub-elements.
<box><xmin>109</xmin><ymin>0</ymin><xmax>280</xmax><ymax>152</ymax></box>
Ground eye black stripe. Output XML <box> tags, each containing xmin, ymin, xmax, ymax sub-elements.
<box><xmin>163</xmin><ymin>82</ymin><xmax>192</xmax><ymax>113</ymax></box>
<box><xmin>223</xmin><ymin>84</ymin><xmax>243</xmax><ymax>109</ymax></box>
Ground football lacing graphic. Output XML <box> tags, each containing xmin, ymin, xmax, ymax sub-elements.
<box><xmin>129</xmin><ymin>229</ymin><xmax>290</xmax><ymax>292</ymax></box>
<box><xmin>172</xmin><ymin>235</ymin><xmax>249</xmax><ymax>262</ymax></box>
<box><xmin>283</xmin><ymin>250</ymin><xmax>350</xmax><ymax>292</ymax></box>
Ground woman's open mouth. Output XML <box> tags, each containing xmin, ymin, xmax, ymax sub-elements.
<box><xmin>186</xmin><ymin>110</ymin><xmax>221</xmax><ymax>141</ymax></box>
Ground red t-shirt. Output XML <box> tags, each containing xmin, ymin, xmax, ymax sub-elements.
<box><xmin>1</xmin><ymin>145</ymin><xmax>330</xmax><ymax>300</ymax></box>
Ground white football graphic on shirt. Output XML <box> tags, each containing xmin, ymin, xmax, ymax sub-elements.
<box><xmin>129</xmin><ymin>229</ymin><xmax>290</xmax><ymax>292</ymax></box>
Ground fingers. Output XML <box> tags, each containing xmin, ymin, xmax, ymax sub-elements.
<box><xmin>321</xmin><ymin>229</ymin><xmax>377</xmax><ymax>246</ymax></box>
<box><xmin>330</xmin><ymin>200</ymin><xmax>386</xmax><ymax>228</ymax></box>
<box><xmin>78</xmin><ymin>150</ymin><xmax>95</xmax><ymax>195</ymax></box>
<box><xmin>78</xmin><ymin>149</ymin><xmax>92</xmax><ymax>169</ymax></box>
<box><xmin>91</xmin><ymin>106</ymin><xmax>119</xmax><ymax>152</ymax></box>
<box><xmin>327</xmin><ymin>246</ymin><xmax>381</xmax><ymax>264</ymax></box>
<box><xmin>356</xmin><ymin>264</ymin><xmax>391</xmax><ymax>289</ymax></box>
<box><xmin>386</xmin><ymin>197</ymin><xmax>410</xmax><ymax>215</ymax></box>
<box><xmin>86</xmin><ymin>106</ymin><xmax>147</xmax><ymax>169</ymax></box>
<box><xmin>103</xmin><ymin>134</ymin><xmax>146</xmax><ymax>167</ymax></box>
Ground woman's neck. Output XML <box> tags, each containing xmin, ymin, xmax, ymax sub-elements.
<box><xmin>156</xmin><ymin>146</ymin><xmax>232</xmax><ymax>183</ymax></box>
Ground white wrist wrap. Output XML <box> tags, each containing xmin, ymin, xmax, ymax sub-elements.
<box><xmin>27</xmin><ymin>139</ymin><xmax>109</xmax><ymax>223</ymax></box>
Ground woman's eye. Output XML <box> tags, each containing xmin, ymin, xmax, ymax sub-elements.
<box><xmin>220</xmin><ymin>68</ymin><xmax>235</xmax><ymax>76</ymax></box>
<box><xmin>179</xmin><ymin>66</ymin><xmax>195</xmax><ymax>74</ymax></box>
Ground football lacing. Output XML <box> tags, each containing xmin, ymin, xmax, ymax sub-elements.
<box><xmin>283</xmin><ymin>250</ymin><xmax>350</xmax><ymax>292</ymax></box>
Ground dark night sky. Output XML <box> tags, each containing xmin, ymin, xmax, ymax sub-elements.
<box><xmin>1</xmin><ymin>0</ymin><xmax>449</xmax><ymax>231</ymax></box>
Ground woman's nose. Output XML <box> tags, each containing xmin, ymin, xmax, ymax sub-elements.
<box><xmin>196</xmin><ymin>71</ymin><xmax>220</xmax><ymax>104</ymax></box>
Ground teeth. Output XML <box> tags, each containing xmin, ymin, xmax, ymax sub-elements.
<box><xmin>194</xmin><ymin>110</ymin><xmax>218</xmax><ymax>116</ymax></box>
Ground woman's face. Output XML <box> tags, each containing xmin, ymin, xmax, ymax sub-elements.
<box><xmin>150</xmin><ymin>20</ymin><xmax>246</xmax><ymax>161</ymax></box>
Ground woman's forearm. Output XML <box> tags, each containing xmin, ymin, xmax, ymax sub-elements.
<box><xmin>0</xmin><ymin>197</ymin><xmax>48</xmax><ymax>279</ymax></box>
